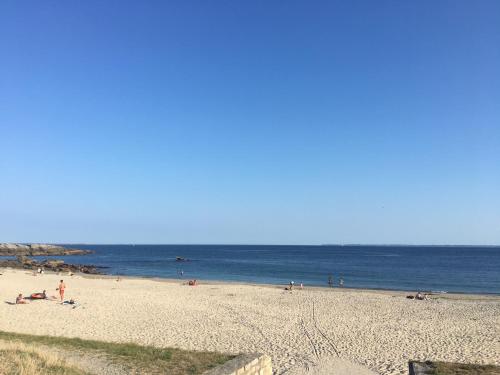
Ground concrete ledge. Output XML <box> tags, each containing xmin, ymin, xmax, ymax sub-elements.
<box><xmin>203</xmin><ymin>353</ymin><xmax>272</xmax><ymax>375</ymax></box>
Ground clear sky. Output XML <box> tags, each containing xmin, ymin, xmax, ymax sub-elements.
<box><xmin>1</xmin><ymin>1</ymin><xmax>499</xmax><ymax>245</ymax></box>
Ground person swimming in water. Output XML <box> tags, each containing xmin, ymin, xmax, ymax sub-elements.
<box><xmin>57</xmin><ymin>280</ymin><xmax>66</xmax><ymax>303</ymax></box>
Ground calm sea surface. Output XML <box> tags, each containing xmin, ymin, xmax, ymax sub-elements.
<box><xmin>31</xmin><ymin>245</ymin><xmax>500</xmax><ymax>294</ymax></box>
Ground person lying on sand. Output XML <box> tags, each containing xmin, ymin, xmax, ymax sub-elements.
<box><xmin>30</xmin><ymin>290</ymin><xmax>47</xmax><ymax>299</ymax></box>
<box><xmin>414</xmin><ymin>292</ymin><xmax>429</xmax><ymax>300</ymax></box>
<box><xmin>188</xmin><ymin>279</ymin><xmax>197</xmax><ymax>286</ymax></box>
<box><xmin>16</xmin><ymin>293</ymin><xmax>28</xmax><ymax>304</ymax></box>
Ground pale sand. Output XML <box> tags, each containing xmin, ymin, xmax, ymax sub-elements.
<box><xmin>0</xmin><ymin>269</ymin><xmax>498</xmax><ymax>375</ymax></box>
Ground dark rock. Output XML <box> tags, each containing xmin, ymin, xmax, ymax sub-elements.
<box><xmin>0</xmin><ymin>243</ymin><xmax>93</xmax><ymax>256</ymax></box>
<box><xmin>17</xmin><ymin>255</ymin><xmax>35</xmax><ymax>265</ymax></box>
<box><xmin>43</xmin><ymin>260</ymin><xmax>65</xmax><ymax>269</ymax></box>
<box><xmin>0</xmin><ymin>257</ymin><xmax>103</xmax><ymax>275</ymax></box>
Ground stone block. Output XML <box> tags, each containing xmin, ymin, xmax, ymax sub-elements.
<box><xmin>203</xmin><ymin>353</ymin><xmax>270</xmax><ymax>375</ymax></box>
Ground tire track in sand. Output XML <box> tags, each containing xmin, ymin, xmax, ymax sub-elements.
<box><xmin>298</xmin><ymin>294</ymin><xmax>341</xmax><ymax>360</ymax></box>
<box><xmin>311</xmin><ymin>299</ymin><xmax>340</xmax><ymax>357</ymax></box>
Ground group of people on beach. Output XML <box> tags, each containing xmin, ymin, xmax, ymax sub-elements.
<box><xmin>15</xmin><ymin>280</ymin><xmax>66</xmax><ymax>304</ymax></box>
<box><xmin>328</xmin><ymin>275</ymin><xmax>344</xmax><ymax>287</ymax></box>
<box><xmin>406</xmin><ymin>291</ymin><xmax>429</xmax><ymax>300</ymax></box>
<box><xmin>284</xmin><ymin>275</ymin><xmax>345</xmax><ymax>291</ymax></box>
<box><xmin>285</xmin><ymin>281</ymin><xmax>304</xmax><ymax>291</ymax></box>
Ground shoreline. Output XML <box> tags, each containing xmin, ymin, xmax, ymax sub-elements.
<box><xmin>3</xmin><ymin>265</ymin><xmax>498</xmax><ymax>299</ymax></box>
<box><xmin>79</xmin><ymin>269</ymin><xmax>500</xmax><ymax>298</ymax></box>
<box><xmin>4</xmin><ymin>243</ymin><xmax>498</xmax><ymax>296</ymax></box>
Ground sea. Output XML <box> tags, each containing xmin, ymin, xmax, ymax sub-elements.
<box><xmin>28</xmin><ymin>245</ymin><xmax>500</xmax><ymax>295</ymax></box>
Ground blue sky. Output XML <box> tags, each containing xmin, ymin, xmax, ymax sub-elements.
<box><xmin>1</xmin><ymin>1</ymin><xmax>499</xmax><ymax>244</ymax></box>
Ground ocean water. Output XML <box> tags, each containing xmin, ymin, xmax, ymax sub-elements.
<box><xmin>29</xmin><ymin>245</ymin><xmax>500</xmax><ymax>294</ymax></box>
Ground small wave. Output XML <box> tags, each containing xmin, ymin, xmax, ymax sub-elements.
<box><xmin>357</xmin><ymin>253</ymin><xmax>401</xmax><ymax>257</ymax></box>
<box><xmin>378</xmin><ymin>254</ymin><xmax>401</xmax><ymax>257</ymax></box>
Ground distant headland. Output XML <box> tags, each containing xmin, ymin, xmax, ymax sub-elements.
<box><xmin>0</xmin><ymin>243</ymin><xmax>93</xmax><ymax>256</ymax></box>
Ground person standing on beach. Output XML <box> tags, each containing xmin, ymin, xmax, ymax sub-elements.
<box><xmin>328</xmin><ymin>275</ymin><xmax>333</xmax><ymax>288</ymax></box>
<box><xmin>57</xmin><ymin>280</ymin><xmax>66</xmax><ymax>302</ymax></box>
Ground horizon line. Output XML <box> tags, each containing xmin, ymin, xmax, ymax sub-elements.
<box><xmin>4</xmin><ymin>242</ymin><xmax>500</xmax><ymax>247</ymax></box>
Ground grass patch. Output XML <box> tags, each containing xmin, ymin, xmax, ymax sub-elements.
<box><xmin>420</xmin><ymin>361</ymin><xmax>500</xmax><ymax>375</ymax></box>
<box><xmin>0</xmin><ymin>341</ymin><xmax>88</xmax><ymax>375</ymax></box>
<box><xmin>0</xmin><ymin>330</ymin><xmax>234</xmax><ymax>375</ymax></box>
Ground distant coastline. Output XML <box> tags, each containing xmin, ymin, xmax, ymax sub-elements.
<box><xmin>31</xmin><ymin>242</ymin><xmax>500</xmax><ymax>248</ymax></box>
<box><xmin>320</xmin><ymin>244</ymin><xmax>500</xmax><ymax>247</ymax></box>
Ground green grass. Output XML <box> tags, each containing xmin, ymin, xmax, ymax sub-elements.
<box><xmin>0</xmin><ymin>330</ymin><xmax>234</xmax><ymax>375</ymax></box>
<box><xmin>420</xmin><ymin>361</ymin><xmax>500</xmax><ymax>375</ymax></box>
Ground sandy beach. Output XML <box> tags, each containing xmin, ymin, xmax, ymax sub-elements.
<box><xmin>0</xmin><ymin>269</ymin><xmax>498</xmax><ymax>375</ymax></box>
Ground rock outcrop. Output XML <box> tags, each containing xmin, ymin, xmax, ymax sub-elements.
<box><xmin>0</xmin><ymin>243</ymin><xmax>92</xmax><ymax>256</ymax></box>
<box><xmin>0</xmin><ymin>243</ymin><xmax>100</xmax><ymax>274</ymax></box>
<box><xmin>39</xmin><ymin>259</ymin><xmax>103</xmax><ymax>274</ymax></box>
<box><xmin>0</xmin><ymin>255</ymin><xmax>104</xmax><ymax>274</ymax></box>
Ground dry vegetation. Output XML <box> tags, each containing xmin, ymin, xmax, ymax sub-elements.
<box><xmin>0</xmin><ymin>331</ymin><xmax>233</xmax><ymax>375</ymax></box>
<box><xmin>0</xmin><ymin>341</ymin><xmax>87</xmax><ymax>375</ymax></box>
